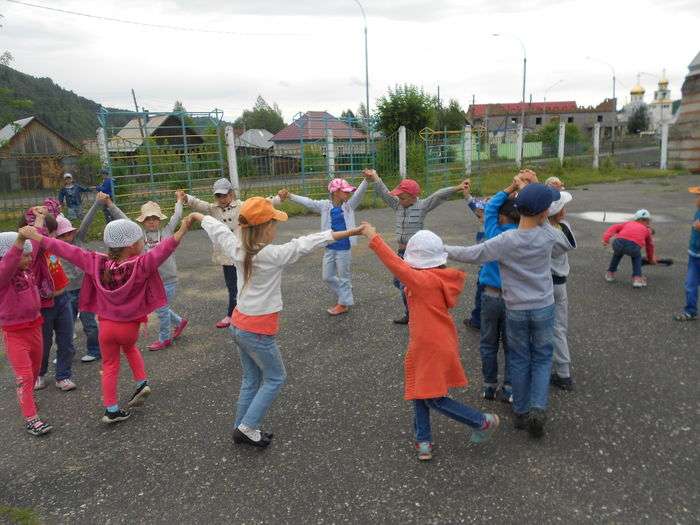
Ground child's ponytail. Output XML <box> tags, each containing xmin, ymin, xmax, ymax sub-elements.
<box><xmin>101</xmin><ymin>247</ymin><xmax>124</xmax><ymax>287</ymax></box>
<box><xmin>238</xmin><ymin>216</ymin><xmax>272</xmax><ymax>289</ymax></box>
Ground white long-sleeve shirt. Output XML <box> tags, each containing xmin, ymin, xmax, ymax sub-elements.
<box><xmin>200</xmin><ymin>216</ymin><xmax>333</xmax><ymax>315</ymax></box>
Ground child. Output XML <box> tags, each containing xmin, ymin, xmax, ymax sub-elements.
<box><xmin>547</xmin><ymin>191</ymin><xmax>577</xmax><ymax>391</ymax></box>
<box><xmin>278</xmin><ymin>176</ymin><xmax>368</xmax><ymax>315</ymax></box>
<box><xmin>473</xmin><ymin>179</ymin><xmax>521</xmax><ymax>403</ymax></box>
<box><xmin>360</xmin><ymin>223</ymin><xmax>499</xmax><ymax>460</ymax></box>
<box><xmin>545</xmin><ymin>176</ymin><xmax>565</xmax><ymax>191</ymax></box>
<box><xmin>463</xmin><ymin>192</ymin><xmax>487</xmax><ymax>331</ymax></box>
<box><xmin>19</xmin><ymin>216</ymin><xmax>192</xmax><ymax>424</ymax></box>
<box><xmin>185</xmin><ymin>178</ymin><xmax>241</xmax><ymax>328</ymax></box>
<box><xmin>363</xmin><ymin>169</ymin><xmax>468</xmax><ymax>324</ymax></box>
<box><xmin>134</xmin><ymin>192</ymin><xmax>188</xmax><ymax>350</ymax></box>
<box><xmin>95</xmin><ymin>169</ymin><xmax>115</xmax><ymax>223</ymax></box>
<box><xmin>0</xmin><ymin>231</ymin><xmax>52</xmax><ymax>436</ymax></box>
<box><xmin>602</xmin><ymin>209</ymin><xmax>657</xmax><ymax>288</ymax></box>
<box><xmin>190</xmin><ymin>197</ymin><xmax>362</xmax><ymax>448</ymax></box>
<box><xmin>674</xmin><ymin>186</ymin><xmax>700</xmax><ymax>321</ymax></box>
<box><xmin>58</xmin><ymin>173</ymin><xmax>91</xmax><ymax>220</ymax></box>
<box><xmin>445</xmin><ymin>182</ymin><xmax>574</xmax><ymax>438</ymax></box>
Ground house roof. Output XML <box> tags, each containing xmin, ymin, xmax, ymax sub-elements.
<box><xmin>271</xmin><ymin>111</ymin><xmax>366</xmax><ymax>142</ymax></box>
<box><xmin>108</xmin><ymin>114</ymin><xmax>172</xmax><ymax>153</ymax></box>
<box><xmin>237</xmin><ymin>129</ymin><xmax>274</xmax><ymax>150</ymax></box>
<box><xmin>468</xmin><ymin>101</ymin><xmax>578</xmax><ymax>119</ymax></box>
<box><xmin>0</xmin><ymin>116</ymin><xmax>35</xmax><ymax>145</ymax></box>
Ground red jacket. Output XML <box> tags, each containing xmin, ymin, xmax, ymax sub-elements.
<box><xmin>370</xmin><ymin>235</ymin><xmax>468</xmax><ymax>400</ymax></box>
<box><xmin>603</xmin><ymin>221</ymin><xmax>655</xmax><ymax>260</ymax></box>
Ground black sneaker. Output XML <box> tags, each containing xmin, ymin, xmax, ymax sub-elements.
<box><xmin>527</xmin><ymin>409</ymin><xmax>547</xmax><ymax>438</ymax></box>
<box><xmin>127</xmin><ymin>382</ymin><xmax>151</xmax><ymax>408</ymax></box>
<box><xmin>25</xmin><ymin>418</ymin><xmax>52</xmax><ymax>436</ymax></box>
<box><xmin>393</xmin><ymin>315</ymin><xmax>409</xmax><ymax>325</ymax></box>
<box><xmin>101</xmin><ymin>409</ymin><xmax>131</xmax><ymax>424</ymax></box>
<box><xmin>232</xmin><ymin>428</ymin><xmax>271</xmax><ymax>448</ymax></box>
<box><xmin>513</xmin><ymin>412</ymin><xmax>528</xmax><ymax>430</ymax></box>
<box><xmin>550</xmin><ymin>374</ymin><xmax>575</xmax><ymax>391</ymax></box>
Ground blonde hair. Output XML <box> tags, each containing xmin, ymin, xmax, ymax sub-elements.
<box><xmin>238</xmin><ymin>216</ymin><xmax>274</xmax><ymax>288</ymax></box>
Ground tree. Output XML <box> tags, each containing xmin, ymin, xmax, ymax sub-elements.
<box><xmin>233</xmin><ymin>96</ymin><xmax>286</xmax><ymax>133</ymax></box>
<box><xmin>526</xmin><ymin>121</ymin><xmax>585</xmax><ymax>148</ymax></box>
<box><xmin>340</xmin><ymin>109</ymin><xmax>355</xmax><ymax>120</ymax></box>
<box><xmin>173</xmin><ymin>100</ymin><xmax>185</xmax><ymax>112</ymax></box>
<box><xmin>627</xmin><ymin>104</ymin><xmax>649</xmax><ymax>134</ymax></box>
<box><xmin>435</xmin><ymin>99</ymin><xmax>466</xmax><ymax>131</ymax></box>
<box><xmin>376</xmin><ymin>84</ymin><xmax>436</xmax><ymax>136</ymax></box>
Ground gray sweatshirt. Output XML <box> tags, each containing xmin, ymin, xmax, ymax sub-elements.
<box><xmin>445</xmin><ymin>222</ymin><xmax>574</xmax><ymax>311</ymax></box>
<box><xmin>550</xmin><ymin>220</ymin><xmax>576</xmax><ymax>279</ymax></box>
<box><xmin>63</xmin><ymin>200</ymin><xmax>103</xmax><ymax>292</ymax></box>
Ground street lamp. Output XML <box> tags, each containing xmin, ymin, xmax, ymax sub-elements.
<box><xmin>492</xmin><ymin>33</ymin><xmax>526</xmax><ymax>156</ymax></box>
<box><xmin>353</xmin><ymin>0</ymin><xmax>370</xmax><ymax>149</ymax></box>
<box><xmin>586</xmin><ymin>56</ymin><xmax>617</xmax><ymax>154</ymax></box>
<box><xmin>542</xmin><ymin>79</ymin><xmax>564</xmax><ymax>126</ymax></box>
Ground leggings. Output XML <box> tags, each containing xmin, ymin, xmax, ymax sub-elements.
<box><xmin>2</xmin><ymin>324</ymin><xmax>42</xmax><ymax>419</ymax></box>
<box><xmin>99</xmin><ymin>319</ymin><xmax>147</xmax><ymax>407</ymax></box>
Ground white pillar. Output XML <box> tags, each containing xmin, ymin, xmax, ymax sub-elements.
<box><xmin>558</xmin><ymin>122</ymin><xmax>566</xmax><ymax>165</ymax></box>
<box><xmin>464</xmin><ymin>125</ymin><xmax>472</xmax><ymax>175</ymax></box>
<box><xmin>660</xmin><ymin>123</ymin><xmax>669</xmax><ymax>170</ymax></box>
<box><xmin>325</xmin><ymin>129</ymin><xmax>335</xmax><ymax>178</ymax></box>
<box><xmin>398</xmin><ymin>126</ymin><xmax>407</xmax><ymax>179</ymax></box>
<box><xmin>225</xmin><ymin>125</ymin><xmax>239</xmax><ymax>190</ymax></box>
<box><xmin>515</xmin><ymin>123</ymin><xmax>524</xmax><ymax>167</ymax></box>
<box><xmin>593</xmin><ymin>122</ymin><xmax>601</xmax><ymax>169</ymax></box>
<box><xmin>96</xmin><ymin>127</ymin><xmax>109</xmax><ymax>168</ymax></box>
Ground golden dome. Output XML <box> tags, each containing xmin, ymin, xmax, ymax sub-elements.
<box><xmin>630</xmin><ymin>84</ymin><xmax>645</xmax><ymax>95</ymax></box>
<box><xmin>659</xmin><ymin>78</ymin><xmax>669</xmax><ymax>87</ymax></box>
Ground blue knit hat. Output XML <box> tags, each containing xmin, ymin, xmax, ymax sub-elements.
<box><xmin>514</xmin><ymin>184</ymin><xmax>560</xmax><ymax>216</ymax></box>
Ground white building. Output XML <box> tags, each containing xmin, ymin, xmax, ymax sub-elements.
<box><xmin>619</xmin><ymin>72</ymin><xmax>678</xmax><ymax>133</ymax></box>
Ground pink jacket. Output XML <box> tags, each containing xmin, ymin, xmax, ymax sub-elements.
<box><xmin>41</xmin><ymin>237</ymin><xmax>179</xmax><ymax>322</ymax></box>
<box><xmin>603</xmin><ymin>221</ymin><xmax>655</xmax><ymax>261</ymax></box>
<box><xmin>0</xmin><ymin>245</ymin><xmax>42</xmax><ymax>328</ymax></box>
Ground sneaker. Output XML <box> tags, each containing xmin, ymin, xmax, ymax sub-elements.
<box><xmin>513</xmin><ymin>412</ymin><xmax>528</xmax><ymax>430</ymax></box>
<box><xmin>604</xmin><ymin>271</ymin><xmax>615</xmax><ymax>282</ymax></box>
<box><xmin>632</xmin><ymin>276</ymin><xmax>646</xmax><ymax>288</ymax></box>
<box><xmin>527</xmin><ymin>409</ymin><xmax>547</xmax><ymax>438</ymax></box>
<box><xmin>52</xmin><ymin>358</ymin><xmax>57</xmax><ymax>365</ymax></box>
<box><xmin>462</xmin><ymin>318</ymin><xmax>480</xmax><ymax>332</ymax></box>
<box><xmin>81</xmin><ymin>354</ymin><xmax>99</xmax><ymax>363</ymax></box>
<box><xmin>393</xmin><ymin>314</ymin><xmax>409</xmax><ymax>325</ymax></box>
<box><xmin>34</xmin><ymin>375</ymin><xmax>47</xmax><ymax>391</ymax></box>
<box><xmin>147</xmin><ymin>339</ymin><xmax>172</xmax><ymax>352</ymax></box>
<box><xmin>101</xmin><ymin>409</ymin><xmax>131</xmax><ymax>424</ymax></box>
<box><xmin>55</xmin><ymin>379</ymin><xmax>77</xmax><ymax>391</ymax></box>
<box><xmin>482</xmin><ymin>385</ymin><xmax>497</xmax><ymax>400</ymax></box>
<box><xmin>415</xmin><ymin>441</ymin><xmax>433</xmax><ymax>461</ymax></box>
<box><xmin>25</xmin><ymin>418</ymin><xmax>52</xmax><ymax>436</ymax></box>
<box><xmin>127</xmin><ymin>382</ymin><xmax>151</xmax><ymax>408</ymax></box>
<box><xmin>498</xmin><ymin>384</ymin><xmax>513</xmax><ymax>403</ymax></box>
<box><xmin>326</xmin><ymin>304</ymin><xmax>349</xmax><ymax>316</ymax></box>
<box><xmin>470</xmin><ymin>413</ymin><xmax>500</xmax><ymax>444</ymax></box>
<box><xmin>216</xmin><ymin>316</ymin><xmax>231</xmax><ymax>329</ymax></box>
<box><xmin>232</xmin><ymin>428</ymin><xmax>271</xmax><ymax>448</ymax></box>
<box><xmin>173</xmin><ymin>318</ymin><xmax>189</xmax><ymax>339</ymax></box>
<box><xmin>550</xmin><ymin>373</ymin><xmax>575</xmax><ymax>391</ymax></box>
<box><xmin>674</xmin><ymin>311</ymin><xmax>697</xmax><ymax>322</ymax></box>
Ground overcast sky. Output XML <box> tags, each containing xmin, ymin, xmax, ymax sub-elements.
<box><xmin>1</xmin><ymin>0</ymin><xmax>698</xmax><ymax>123</ymax></box>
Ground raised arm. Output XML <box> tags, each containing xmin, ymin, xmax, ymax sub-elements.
<box><xmin>422</xmin><ymin>184</ymin><xmax>462</xmax><ymax>213</ymax></box>
<box><xmin>445</xmin><ymin>234</ymin><xmax>509</xmax><ymax>265</ymax></box>
<box><xmin>99</xmin><ymin>193</ymin><xmax>130</xmax><ymax>221</ymax></box>
<box><xmin>163</xmin><ymin>199</ymin><xmax>184</xmax><ymax>237</ymax></box>
<box><xmin>484</xmin><ymin>191</ymin><xmax>509</xmax><ymax>240</ymax></box>
<box><xmin>288</xmin><ymin>193</ymin><xmax>327</xmax><ymax>213</ymax></box>
<box><xmin>372</xmin><ymin>177</ymin><xmax>400</xmax><ymax>210</ymax></box>
<box><xmin>75</xmin><ymin>199</ymin><xmax>101</xmax><ymax>243</ymax></box>
<box><xmin>0</xmin><ymin>243</ymin><xmax>24</xmax><ymax>289</ymax></box>
<box><xmin>186</xmin><ymin>194</ymin><xmax>216</xmax><ymax>214</ymax></box>
<box><xmin>265</xmin><ymin>229</ymin><xmax>355</xmax><ymax>267</ymax></box>
<box><xmin>36</xmin><ymin>235</ymin><xmax>95</xmax><ymax>274</ymax></box>
<box><xmin>200</xmin><ymin>215</ymin><xmax>242</xmax><ymax>259</ymax></box>
<box><xmin>347</xmin><ymin>179</ymin><xmax>369</xmax><ymax>209</ymax></box>
<box><xmin>367</xmin><ymin>233</ymin><xmax>427</xmax><ymax>288</ymax></box>
<box><xmin>139</xmin><ymin>237</ymin><xmax>180</xmax><ymax>275</ymax></box>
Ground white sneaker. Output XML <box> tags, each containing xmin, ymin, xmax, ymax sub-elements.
<box><xmin>81</xmin><ymin>354</ymin><xmax>98</xmax><ymax>363</ymax></box>
<box><xmin>632</xmin><ymin>277</ymin><xmax>647</xmax><ymax>288</ymax></box>
<box><xmin>55</xmin><ymin>379</ymin><xmax>77</xmax><ymax>391</ymax></box>
<box><xmin>52</xmin><ymin>358</ymin><xmax>57</xmax><ymax>365</ymax></box>
<box><xmin>604</xmin><ymin>271</ymin><xmax>615</xmax><ymax>282</ymax></box>
<box><xmin>34</xmin><ymin>375</ymin><xmax>47</xmax><ymax>390</ymax></box>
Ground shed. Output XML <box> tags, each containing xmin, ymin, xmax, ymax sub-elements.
<box><xmin>107</xmin><ymin>114</ymin><xmax>204</xmax><ymax>153</ymax></box>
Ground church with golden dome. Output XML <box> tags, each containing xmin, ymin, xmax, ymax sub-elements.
<box><xmin>619</xmin><ymin>72</ymin><xmax>678</xmax><ymax>133</ymax></box>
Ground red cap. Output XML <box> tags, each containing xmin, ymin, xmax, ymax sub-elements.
<box><xmin>389</xmin><ymin>179</ymin><xmax>421</xmax><ymax>197</ymax></box>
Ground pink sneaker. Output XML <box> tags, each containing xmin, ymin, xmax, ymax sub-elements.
<box><xmin>173</xmin><ymin>318</ymin><xmax>188</xmax><ymax>339</ymax></box>
<box><xmin>147</xmin><ymin>339</ymin><xmax>172</xmax><ymax>352</ymax></box>
<box><xmin>216</xmin><ymin>316</ymin><xmax>231</xmax><ymax>329</ymax></box>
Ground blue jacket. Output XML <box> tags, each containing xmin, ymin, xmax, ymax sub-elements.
<box><xmin>96</xmin><ymin>177</ymin><xmax>114</xmax><ymax>199</ymax></box>
<box><xmin>690</xmin><ymin>209</ymin><xmax>700</xmax><ymax>257</ymax></box>
<box><xmin>479</xmin><ymin>191</ymin><xmax>518</xmax><ymax>288</ymax></box>
<box><xmin>58</xmin><ymin>184</ymin><xmax>90</xmax><ymax>208</ymax></box>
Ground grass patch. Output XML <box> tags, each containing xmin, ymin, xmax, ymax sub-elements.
<box><xmin>0</xmin><ymin>506</ymin><xmax>41</xmax><ymax>525</ymax></box>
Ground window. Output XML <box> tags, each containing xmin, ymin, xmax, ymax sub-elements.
<box><xmin>597</xmin><ymin>115</ymin><xmax>603</xmax><ymax>122</ymax></box>
<box><xmin>535</xmin><ymin>117</ymin><xmax>542</xmax><ymax>125</ymax></box>
<box><xmin>511</xmin><ymin>117</ymin><xmax>518</xmax><ymax>124</ymax></box>
<box><xmin>567</xmin><ymin>116</ymin><xmax>574</xmax><ymax>123</ymax></box>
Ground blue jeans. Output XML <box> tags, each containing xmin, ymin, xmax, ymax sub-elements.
<box><xmin>155</xmin><ymin>280</ymin><xmax>182</xmax><ymax>342</ymax></box>
<box><xmin>608</xmin><ymin>238</ymin><xmax>642</xmax><ymax>277</ymax></box>
<box><xmin>479</xmin><ymin>292</ymin><xmax>510</xmax><ymax>386</ymax></box>
<box><xmin>393</xmin><ymin>249</ymin><xmax>408</xmax><ymax>315</ymax></box>
<box><xmin>684</xmin><ymin>255</ymin><xmax>700</xmax><ymax>316</ymax></box>
<box><xmin>322</xmin><ymin>249</ymin><xmax>354</xmax><ymax>306</ymax></box>
<box><xmin>506</xmin><ymin>304</ymin><xmax>556</xmax><ymax>415</ymax></box>
<box><xmin>469</xmin><ymin>279</ymin><xmax>484</xmax><ymax>328</ymax></box>
<box><xmin>68</xmin><ymin>289</ymin><xmax>100</xmax><ymax>358</ymax></box>
<box><xmin>413</xmin><ymin>397</ymin><xmax>485</xmax><ymax>443</ymax></box>
<box><xmin>65</xmin><ymin>204</ymin><xmax>83</xmax><ymax>221</ymax></box>
<box><xmin>223</xmin><ymin>265</ymin><xmax>238</xmax><ymax>318</ymax></box>
<box><xmin>229</xmin><ymin>327</ymin><xmax>287</xmax><ymax>429</ymax></box>
<box><xmin>40</xmin><ymin>293</ymin><xmax>76</xmax><ymax>380</ymax></box>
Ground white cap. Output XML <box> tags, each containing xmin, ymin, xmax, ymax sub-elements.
<box><xmin>0</xmin><ymin>232</ymin><xmax>32</xmax><ymax>257</ymax></box>
<box><xmin>404</xmin><ymin>230</ymin><xmax>448</xmax><ymax>269</ymax></box>
<box><xmin>213</xmin><ymin>178</ymin><xmax>233</xmax><ymax>195</ymax></box>
<box><xmin>63</xmin><ymin>173</ymin><xmax>73</xmax><ymax>179</ymax></box>
<box><xmin>547</xmin><ymin>191</ymin><xmax>573</xmax><ymax>216</ymax></box>
<box><xmin>634</xmin><ymin>209</ymin><xmax>651</xmax><ymax>220</ymax></box>
<box><xmin>103</xmin><ymin>219</ymin><xmax>144</xmax><ymax>248</ymax></box>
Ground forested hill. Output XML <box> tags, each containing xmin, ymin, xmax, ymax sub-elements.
<box><xmin>0</xmin><ymin>64</ymin><xmax>132</xmax><ymax>143</ymax></box>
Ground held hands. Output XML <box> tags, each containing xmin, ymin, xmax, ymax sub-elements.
<box><xmin>277</xmin><ymin>188</ymin><xmax>289</xmax><ymax>201</ymax></box>
<box><xmin>460</xmin><ymin>179</ymin><xmax>471</xmax><ymax>197</ymax></box>
<box><xmin>19</xmin><ymin>225</ymin><xmax>42</xmax><ymax>242</ymax></box>
<box><xmin>175</xmin><ymin>189</ymin><xmax>186</xmax><ymax>203</ymax></box>
<box><xmin>186</xmin><ymin>212</ymin><xmax>205</xmax><ymax>223</ymax></box>
<box><xmin>31</xmin><ymin>206</ymin><xmax>48</xmax><ymax>217</ymax></box>
<box><xmin>362</xmin><ymin>169</ymin><xmax>378</xmax><ymax>182</ymax></box>
<box><xmin>359</xmin><ymin>221</ymin><xmax>377</xmax><ymax>239</ymax></box>
<box><xmin>96</xmin><ymin>191</ymin><xmax>111</xmax><ymax>205</ymax></box>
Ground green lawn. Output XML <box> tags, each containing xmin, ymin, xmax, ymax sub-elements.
<box><xmin>0</xmin><ymin>506</ymin><xmax>41</xmax><ymax>525</ymax></box>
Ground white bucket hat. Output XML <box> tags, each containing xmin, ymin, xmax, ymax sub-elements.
<box><xmin>547</xmin><ymin>191</ymin><xmax>573</xmax><ymax>216</ymax></box>
<box><xmin>103</xmin><ymin>219</ymin><xmax>144</xmax><ymax>248</ymax></box>
<box><xmin>404</xmin><ymin>230</ymin><xmax>448</xmax><ymax>269</ymax></box>
<box><xmin>136</xmin><ymin>201</ymin><xmax>167</xmax><ymax>222</ymax></box>
<box><xmin>634</xmin><ymin>209</ymin><xmax>651</xmax><ymax>220</ymax></box>
<box><xmin>0</xmin><ymin>232</ymin><xmax>32</xmax><ymax>257</ymax></box>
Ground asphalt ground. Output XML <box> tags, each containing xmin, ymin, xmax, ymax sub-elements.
<box><xmin>0</xmin><ymin>174</ymin><xmax>698</xmax><ymax>524</ymax></box>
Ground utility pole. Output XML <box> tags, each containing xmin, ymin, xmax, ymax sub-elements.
<box><xmin>131</xmin><ymin>88</ymin><xmax>145</xmax><ymax>139</ymax></box>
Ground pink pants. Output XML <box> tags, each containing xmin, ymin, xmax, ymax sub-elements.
<box><xmin>2</xmin><ymin>324</ymin><xmax>42</xmax><ymax>419</ymax></box>
<box><xmin>99</xmin><ymin>319</ymin><xmax>147</xmax><ymax>407</ymax></box>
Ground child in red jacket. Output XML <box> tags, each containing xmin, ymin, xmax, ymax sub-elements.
<box><xmin>360</xmin><ymin>222</ymin><xmax>499</xmax><ymax>461</ymax></box>
<box><xmin>603</xmin><ymin>209</ymin><xmax>657</xmax><ymax>288</ymax></box>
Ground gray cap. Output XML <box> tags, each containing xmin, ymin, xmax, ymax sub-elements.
<box><xmin>213</xmin><ymin>178</ymin><xmax>234</xmax><ymax>195</ymax></box>
<box><xmin>63</xmin><ymin>173</ymin><xmax>73</xmax><ymax>179</ymax></box>
<box><xmin>103</xmin><ymin>219</ymin><xmax>144</xmax><ymax>248</ymax></box>
<box><xmin>0</xmin><ymin>232</ymin><xmax>32</xmax><ymax>257</ymax></box>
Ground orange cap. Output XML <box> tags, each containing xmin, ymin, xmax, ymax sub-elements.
<box><xmin>240</xmin><ymin>197</ymin><xmax>288</xmax><ymax>227</ymax></box>
<box><xmin>689</xmin><ymin>186</ymin><xmax>700</xmax><ymax>195</ymax></box>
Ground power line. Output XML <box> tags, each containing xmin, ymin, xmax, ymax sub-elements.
<box><xmin>2</xmin><ymin>0</ymin><xmax>307</xmax><ymax>37</ymax></box>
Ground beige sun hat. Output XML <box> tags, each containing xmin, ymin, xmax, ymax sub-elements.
<box><xmin>136</xmin><ymin>201</ymin><xmax>167</xmax><ymax>222</ymax></box>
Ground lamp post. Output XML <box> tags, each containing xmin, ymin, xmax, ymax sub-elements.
<box><xmin>542</xmin><ymin>79</ymin><xmax>564</xmax><ymax>126</ymax></box>
<box><xmin>586</xmin><ymin>56</ymin><xmax>616</xmax><ymax>154</ymax></box>
<box><xmin>353</xmin><ymin>0</ymin><xmax>370</xmax><ymax>150</ymax></box>
<box><xmin>492</xmin><ymin>33</ymin><xmax>526</xmax><ymax>153</ymax></box>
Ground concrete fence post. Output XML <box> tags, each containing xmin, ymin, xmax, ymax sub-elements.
<box><xmin>558</xmin><ymin>122</ymin><xmax>566</xmax><ymax>165</ymax></box>
<box><xmin>97</xmin><ymin>127</ymin><xmax>109</xmax><ymax>168</ymax></box>
<box><xmin>464</xmin><ymin>125</ymin><xmax>472</xmax><ymax>176</ymax></box>
<box><xmin>326</xmin><ymin>129</ymin><xmax>335</xmax><ymax>178</ymax></box>
<box><xmin>225</xmin><ymin>125</ymin><xmax>239</xmax><ymax>191</ymax></box>
<box><xmin>398</xmin><ymin>125</ymin><xmax>407</xmax><ymax>179</ymax></box>
<box><xmin>593</xmin><ymin>122</ymin><xmax>601</xmax><ymax>169</ymax></box>
<box><xmin>660</xmin><ymin>123</ymin><xmax>669</xmax><ymax>170</ymax></box>
<box><xmin>515</xmin><ymin>123</ymin><xmax>524</xmax><ymax>167</ymax></box>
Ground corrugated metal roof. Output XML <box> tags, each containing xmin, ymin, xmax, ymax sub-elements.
<box><xmin>237</xmin><ymin>129</ymin><xmax>274</xmax><ymax>149</ymax></box>
<box><xmin>271</xmin><ymin>111</ymin><xmax>366</xmax><ymax>142</ymax></box>
<box><xmin>0</xmin><ymin>116</ymin><xmax>34</xmax><ymax>145</ymax></box>
<box><xmin>107</xmin><ymin>114</ymin><xmax>171</xmax><ymax>153</ymax></box>
<box><xmin>468</xmin><ymin>102</ymin><xmax>578</xmax><ymax>118</ymax></box>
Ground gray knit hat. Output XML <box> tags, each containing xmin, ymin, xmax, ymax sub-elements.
<box><xmin>103</xmin><ymin>219</ymin><xmax>144</xmax><ymax>248</ymax></box>
<box><xmin>0</xmin><ymin>232</ymin><xmax>32</xmax><ymax>257</ymax></box>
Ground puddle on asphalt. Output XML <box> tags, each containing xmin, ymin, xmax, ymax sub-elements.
<box><xmin>569</xmin><ymin>211</ymin><xmax>673</xmax><ymax>223</ymax></box>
